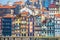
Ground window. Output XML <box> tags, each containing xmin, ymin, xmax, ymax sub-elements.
<box><xmin>24</xmin><ymin>34</ymin><xmax>26</xmax><ymax>36</ymax></box>
<box><xmin>55</xmin><ymin>25</ymin><xmax>60</xmax><ymax>28</ymax></box>
<box><xmin>50</xmin><ymin>15</ymin><xmax>54</xmax><ymax>18</ymax></box>
<box><xmin>55</xmin><ymin>8</ymin><xmax>57</xmax><ymax>10</ymax></box>
<box><xmin>23</xmin><ymin>17</ymin><xmax>26</xmax><ymax>20</ymax></box>
<box><xmin>22</xmin><ymin>29</ymin><xmax>26</xmax><ymax>32</ymax></box>
<box><xmin>6</xmin><ymin>23</ymin><xmax>11</xmax><ymax>25</ymax></box>
<box><xmin>22</xmin><ymin>34</ymin><xmax>23</xmax><ymax>36</ymax></box>
<box><xmin>19</xmin><ymin>23</ymin><xmax>21</xmax><ymax>25</ymax></box>
<box><xmin>35</xmin><ymin>31</ymin><xmax>38</xmax><ymax>34</ymax></box>
<box><xmin>56</xmin><ymin>11</ymin><xmax>58</xmax><ymax>13</ymax></box>
<box><xmin>16</xmin><ymin>34</ymin><xmax>20</xmax><ymax>36</ymax></box>
<box><xmin>15</xmin><ymin>27</ymin><xmax>20</xmax><ymax>29</ymax></box>
<box><xmin>57</xmin><ymin>21</ymin><xmax>60</xmax><ymax>24</ymax></box>
<box><xmin>50</xmin><ymin>8</ymin><xmax>52</xmax><ymax>10</ymax></box>
<box><xmin>50</xmin><ymin>11</ymin><xmax>52</xmax><ymax>13</ymax></box>
<box><xmin>30</xmin><ymin>22</ymin><xmax>33</xmax><ymax>25</ymax></box>
<box><xmin>15</xmin><ymin>23</ymin><xmax>18</xmax><ymax>25</ymax></box>
<box><xmin>4</xmin><ymin>38</ymin><xmax>5</xmax><ymax>40</ymax></box>
<box><xmin>21</xmin><ymin>25</ymin><xmax>26</xmax><ymax>27</ymax></box>
<box><xmin>55</xmin><ymin>18</ymin><xmax>57</xmax><ymax>20</ymax></box>
<box><xmin>53</xmin><ymin>8</ymin><xmax>55</xmax><ymax>10</ymax></box>
<box><xmin>56</xmin><ymin>2</ymin><xmax>59</xmax><ymax>5</ymax></box>
<box><xmin>22</xmin><ymin>33</ymin><xmax>26</xmax><ymax>36</ymax></box>
<box><xmin>7</xmin><ymin>38</ymin><xmax>9</xmax><ymax>40</ymax></box>
<box><xmin>21</xmin><ymin>21</ymin><xmax>26</xmax><ymax>24</ymax></box>
<box><xmin>15</xmin><ymin>19</ymin><xmax>18</xmax><ymax>21</ymax></box>
<box><xmin>55</xmin><ymin>18</ymin><xmax>60</xmax><ymax>20</ymax></box>
<box><xmin>13</xmin><ymin>38</ymin><xmax>15</xmax><ymax>40</ymax></box>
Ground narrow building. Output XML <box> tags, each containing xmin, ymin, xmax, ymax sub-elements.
<box><xmin>2</xmin><ymin>14</ymin><xmax>14</xmax><ymax>36</ymax></box>
<box><xmin>54</xmin><ymin>14</ymin><xmax>60</xmax><ymax>37</ymax></box>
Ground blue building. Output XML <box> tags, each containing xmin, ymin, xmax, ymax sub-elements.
<box><xmin>14</xmin><ymin>5</ymin><xmax>21</xmax><ymax>15</ymax></box>
<box><xmin>25</xmin><ymin>0</ymin><xmax>32</xmax><ymax>5</ymax></box>
<box><xmin>34</xmin><ymin>2</ymin><xmax>40</xmax><ymax>9</ymax></box>
<box><xmin>46</xmin><ymin>18</ymin><xmax>55</xmax><ymax>37</ymax></box>
<box><xmin>0</xmin><ymin>6</ymin><xmax>15</xmax><ymax>16</ymax></box>
<box><xmin>42</xmin><ymin>0</ymin><xmax>54</xmax><ymax>10</ymax></box>
<box><xmin>2</xmin><ymin>18</ymin><xmax>12</xmax><ymax>36</ymax></box>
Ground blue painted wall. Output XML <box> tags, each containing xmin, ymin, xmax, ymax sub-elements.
<box><xmin>2</xmin><ymin>18</ymin><xmax>12</xmax><ymax>36</ymax></box>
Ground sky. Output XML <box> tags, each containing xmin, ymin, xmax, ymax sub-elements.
<box><xmin>0</xmin><ymin>0</ymin><xmax>27</xmax><ymax>5</ymax></box>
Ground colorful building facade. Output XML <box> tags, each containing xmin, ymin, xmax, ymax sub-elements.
<box><xmin>2</xmin><ymin>14</ymin><xmax>14</xmax><ymax>36</ymax></box>
<box><xmin>0</xmin><ymin>0</ymin><xmax>60</xmax><ymax>38</ymax></box>
<box><xmin>55</xmin><ymin>14</ymin><xmax>60</xmax><ymax>37</ymax></box>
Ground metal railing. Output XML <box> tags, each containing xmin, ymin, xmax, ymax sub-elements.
<box><xmin>0</xmin><ymin>36</ymin><xmax>60</xmax><ymax>40</ymax></box>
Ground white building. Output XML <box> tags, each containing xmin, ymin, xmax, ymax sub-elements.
<box><xmin>49</xmin><ymin>3</ymin><xmax>59</xmax><ymax>18</ymax></box>
<box><xmin>55</xmin><ymin>14</ymin><xmax>60</xmax><ymax>37</ymax></box>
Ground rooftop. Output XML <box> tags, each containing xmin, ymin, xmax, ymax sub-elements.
<box><xmin>0</xmin><ymin>5</ymin><xmax>16</xmax><ymax>8</ymax></box>
<box><xmin>3</xmin><ymin>14</ymin><xmax>14</xmax><ymax>18</ymax></box>
<box><xmin>14</xmin><ymin>1</ymin><xmax>24</xmax><ymax>5</ymax></box>
<box><xmin>49</xmin><ymin>3</ymin><xmax>58</xmax><ymax>8</ymax></box>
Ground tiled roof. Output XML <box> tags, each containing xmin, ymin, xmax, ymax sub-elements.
<box><xmin>49</xmin><ymin>4</ymin><xmax>57</xmax><ymax>8</ymax></box>
<box><xmin>14</xmin><ymin>1</ymin><xmax>24</xmax><ymax>5</ymax></box>
<box><xmin>30</xmin><ymin>0</ymin><xmax>38</xmax><ymax>2</ymax></box>
<box><xmin>21</xmin><ymin>12</ymin><xmax>28</xmax><ymax>15</ymax></box>
<box><xmin>3</xmin><ymin>14</ymin><xmax>14</xmax><ymax>18</ymax></box>
<box><xmin>0</xmin><ymin>5</ymin><xmax>16</xmax><ymax>8</ymax></box>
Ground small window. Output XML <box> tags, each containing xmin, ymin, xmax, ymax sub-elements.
<box><xmin>19</xmin><ymin>23</ymin><xmax>21</xmax><ymax>25</ymax></box>
<box><xmin>4</xmin><ymin>38</ymin><xmax>5</xmax><ymax>40</ymax></box>
<box><xmin>7</xmin><ymin>38</ymin><xmax>9</xmax><ymax>40</ymax></box>
<box><xmin>15</xmin><ymin>23</ymin><xmax>18</xmax><ymax>25</ymax></box>
<box><xmin>22</xmin><ymin>34</ymin><xmax>24</xmax><ymax>36</ymax></box>
<box><xmin>24</xmin><ymin>34</ymin><xmax>26</xmax><ymax>36</ymax></box>
<box><xmin>13</xmin><ymin>38</ymin><xmax>15</xmax><ymax>40</ymax></box>
<box><xmin>22</xmin><ymin>33</ymin><xmax>26</xmax><ymax>36</ymax></box>
<box><xmin>22</xmin><ymin>29</ymin><xmax>26</xmax><ymax>31</ymax></box>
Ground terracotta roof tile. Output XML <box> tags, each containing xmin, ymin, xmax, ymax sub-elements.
<box><xmin>0</xmin><ymin>5</ymin><xmax>16</xmax><ymax>8</ymax></box>
<box><xmin>3</xmin><ymin>14</ymin><xmax>14</xmax><ymax>18</ymax></box>
<box><xmin>21</xmin><ymin>12</ymin><xmax>28</xmax><ymax>15</ymax></box>
<box><xmin>14</xmin><ymin>1</ymin><xmax>23</xmax><ymax>5</ymax></box>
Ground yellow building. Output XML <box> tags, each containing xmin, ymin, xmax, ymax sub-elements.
<box><xmin>13</xmin><ymin>12</ymin><xmax>29</xmax><ymax>37</ymax></box>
